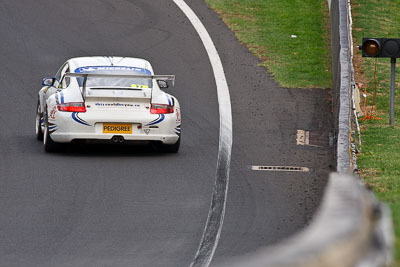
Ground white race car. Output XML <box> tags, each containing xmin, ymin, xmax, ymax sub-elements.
<box><xmin>36</xmin><ymin>56</ymin><xmax>181</xmax><ymax>152</ymax></box>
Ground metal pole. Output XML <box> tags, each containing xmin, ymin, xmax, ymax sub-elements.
<box><xmin>390</xmin><ymin>57</ymin><xmax>396</xmax><ymax>126</ymax></box>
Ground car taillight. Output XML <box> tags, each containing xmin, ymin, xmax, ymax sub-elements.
<box><xmin>150</xmin><ymin>104</ymin><xmax>174</xmax><ymax>114</ymax></box>
<box><xmin>57</xmin><ymin>102</ymin><xmax>86</xmax><ymax>112</ymax></box>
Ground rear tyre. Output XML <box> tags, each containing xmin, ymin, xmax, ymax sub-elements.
<box><xmin>43</xmin><ymin>113</ymin><xmax>59</xmax><ymax>153</ymax></box>
<box><xmin>35</xmin><ymin>100</ymin><xmax>44</xmax><ymax>141</ymax></box>
<box><xmin>160</xmin><ymin>136</ymin><xmax>180</xmax><ymax>153</ymax></box>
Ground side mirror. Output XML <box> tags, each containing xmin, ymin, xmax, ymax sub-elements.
<box><xmin>157</xmin><ymin>80</ymin><xmax>169</xmax><ymax>89</ymax></box>
<box><xmin>42</xmin><ymin>77</ymin><xmax>56</xmax><ymax>86</ymax></box>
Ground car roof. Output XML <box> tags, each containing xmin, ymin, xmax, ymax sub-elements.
<box><xmin>68</xmin><ymin>56</ymin><xmax>154</xmax><ymax>73</ymax></box>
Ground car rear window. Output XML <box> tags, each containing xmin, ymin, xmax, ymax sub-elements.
<box><xmin>74</xmin><ymin>66</ymin><xmax>152</xmax><ymax>89</ymax></box>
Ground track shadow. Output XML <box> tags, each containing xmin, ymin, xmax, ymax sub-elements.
<box><xmin>33</xmin><ymin>138</ymin><xmax>175</xmax><ymax>158</ymax></box>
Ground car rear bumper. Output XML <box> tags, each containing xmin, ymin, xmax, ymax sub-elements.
<box><xmin>50</xmin><ymin>132</ymin><xmax>179</xmax><ymax>144</ymax></box>
<box><xmin>48</xmin><ymin>109</ymin><xmax>180</xmax><ymax>145</ymax></box>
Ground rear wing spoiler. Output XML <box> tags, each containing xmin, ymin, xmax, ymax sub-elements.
<box><xmin>65</xmin><ymin>72</ymin><xmax>175</xmax><ymax>99</ymax></box>
<box><xmin>65</xmin><ymin>72</ymin><xmax>175</xmax><ymax>86</ymax></box>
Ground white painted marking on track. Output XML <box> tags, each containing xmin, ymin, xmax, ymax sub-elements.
<box><xmin>172</xmin><ymin>1</ymin><xmax>232</xmax><ymax>267</ymax></box>
<box><xmin>251</xmin><ymin>166</ymin><xmax>310</xmax><ymax>172</ymax></box>
<box><xmin>296</xmin><ymin>129</ymin><xmax>309</xmax><ymax>145</ymax></box>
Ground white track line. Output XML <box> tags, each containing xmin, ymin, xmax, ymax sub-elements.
<box><xmin>172</xmin><ymin>1</ymin><xmax>233</xmax><ymax>267</ymax></box>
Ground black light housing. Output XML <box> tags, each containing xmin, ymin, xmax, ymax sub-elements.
<box><xmin>360</xmin><ymin>38</ymin><xmax>400</xmax><ymax>58</ymax></box>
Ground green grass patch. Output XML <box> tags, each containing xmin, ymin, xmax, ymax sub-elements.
<box><xmin>205</xmin><ymin>0</ymin><xmax>331</xmax><ymax>88</ymax></box>
<box><xmin>352</xmin><ymin>0</ymin><xmax>400</xmax><ymax>264</ymax></box>
<box><xmin>357</xmin><ymin>126</ymin><xmax>400</xmax><ymax>265</ymax></box>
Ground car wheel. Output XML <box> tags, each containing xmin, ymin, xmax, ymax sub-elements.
<box><xmin>35</xmin><ymin>100</ymin><xmax>44</xmax><ymax>140</ymax></box>
<box><xmin>161</xmin><ymin>136</ymin><xmax>180</xmax><ymax>153</ymax></box>
<box><xmin>43</xmin><ymin>112</ymin><xmax>59</xmax><ymax>152</ymax></box>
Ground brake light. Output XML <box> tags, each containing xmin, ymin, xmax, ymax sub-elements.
<box><xmin>150</xmin><ymin>103</ymin><xmax>174</xmax><ymax>114</ymax></box>
<box><xmin>57</xmin><ymin>102</ymin><xmax>86</xmax><ymax>112</ymax></box>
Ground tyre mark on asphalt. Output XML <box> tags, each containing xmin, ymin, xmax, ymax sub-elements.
<box><xmin>172</xmin><ymin>1</ymin><xmax>233</xmax><ymax>267</ymax></box>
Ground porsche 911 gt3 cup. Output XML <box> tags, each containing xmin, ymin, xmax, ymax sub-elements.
<box><xmin>36</xmin><ymin>56</ymin><xmax>181</xmax><ymax>152</ymax></box>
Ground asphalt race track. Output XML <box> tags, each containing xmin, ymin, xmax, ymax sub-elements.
<box><xmin>0</xmin><ymin>1</ymin><xmax>333</xmax><ymax>266</ymax></box>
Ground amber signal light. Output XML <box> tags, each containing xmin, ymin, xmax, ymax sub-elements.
<box><xmin>363</xmin><ymin>39</ymin><xmax>380</xmax><ymax>57</ymax></box>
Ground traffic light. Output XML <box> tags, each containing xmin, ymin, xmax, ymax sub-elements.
<box><xmin>360</xmin><ymin>38</ymin><xmax>400</xmax><ymax>58</ymax></box>
<box><xmin>359</xmin><ymin>37</ymin><xmax>400</xmax><ymax>125</ymax></box>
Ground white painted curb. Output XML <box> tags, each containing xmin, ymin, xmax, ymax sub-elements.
<box><xmin>172</xmin><ymin>1</ymin><xmax>233</xmax><ymax>267</ymax></box>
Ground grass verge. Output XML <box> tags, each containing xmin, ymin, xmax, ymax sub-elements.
<box><xmin>205</xmin><ymin>0</ymin><xmax>331</xmax><ymax>88</ymax></box>
<box><xmin>352</xmin><ymin>0</ymin><xmax>400</xmax><ymax>264</ymax></box>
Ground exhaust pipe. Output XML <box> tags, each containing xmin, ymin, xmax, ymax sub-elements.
<box><xmin>112</xmin><ymin>136</ymin><xmax>125</xmax><ymax>143</ymax></box>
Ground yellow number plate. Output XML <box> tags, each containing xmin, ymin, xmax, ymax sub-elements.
<box><xmin>103</xmin><ymin>123</ymin><xmax>132</xmax><ymax>134</ymax></box>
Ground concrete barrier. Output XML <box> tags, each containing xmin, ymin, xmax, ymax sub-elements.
<box><xmin>222</xmin><ymin>173</ymin><xmax>393</xmax><ymax>267</ymax></box>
